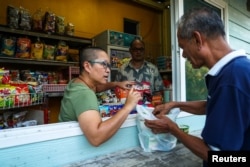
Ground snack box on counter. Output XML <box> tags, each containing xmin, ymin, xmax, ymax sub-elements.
<box><xmin>99</xmin><ymin>102</ymin><xmax>137</xmax><ymax>118</ymax></box>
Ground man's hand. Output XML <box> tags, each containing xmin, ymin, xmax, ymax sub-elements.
<box><xmin>153</xmin><ymin>102</ymin><xmax>174</xmax><ymax>116</ymax></box>
<box><xmin>144</xmin><ymin>115</ymin><xmax>176</xmax><ymax>134</ymax></box>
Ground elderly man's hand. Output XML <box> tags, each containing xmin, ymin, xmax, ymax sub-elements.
<box><xmin>144</xmin><ymin>115</ymin><xmax>177</xmax><ymax>134</ymax></box>
<box><xmin>153</xmin><ymin>102</ymin><xmax>175</xmax><ymax>116</ymax></box>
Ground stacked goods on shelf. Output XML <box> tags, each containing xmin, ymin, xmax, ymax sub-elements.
<box><xmin>156</xmin><ymin>56</ymin><xmax>172</xmax><ymax>88</ymax></box>
<box><xmin>156</xmin><ymin>56</ymin><xmax>167</xmax><ymax>70</ymax></box>
<box><xmin>65</xmin><ymin>23</ymin><xmax>75</xmax><ymax>36</ymax></box>
<box><xmin>111</xmin><ymin>53</ymin><xmax>131</xmax><ymax>68</ymax></box>
<box><xmin>1</xmin><ymin>5</ymin><xmax>80</xmax><ymax>62</ymax></box>
<box><xmin>31</xmin><ymin>38</ymin><xmax>44</xmax><ymax>59</ymax></box>
<box><xmin>0</xmin><ymin>70</ymin><xmax>45</xmax><ymax>129</ymax></box>
<box><xmin>55</xmin><ymin>41</ymin><xmax>69</xmax><ymax>62</ymax></box>
<box><xmin>7</xmin><ymin>6</ymin><xmax>32</xmax><ymax>31</ymax></box>
<box><xmin>19</xmin><ymin>7</ymin><xmax>32</xmax><ymax>31</ymax></box>
<box><xmin>0</xmin><ymin>66</ymin><xmax>73</xmax><ymax>107</ymax></box>
<box><xmin>7</xmin><ymin>5</ymin><xmax>74</xmax><ymax>36</ymax></box>
<box><xmin>97</xmin><ymin>81</ymin><xmax>166</xmax><ymax>119</ymax></box>
<box><xmin>15</xmin><ymin>37</ymin><xmax>31</xmax><ymax>58</ymax></box>
<box><xmin>43</xmin><ymin>44</ymin><xmax>56</xmax><ymax>60</ymax></box>
<box><xmin>93</xmin><ymin>30</ymin><xmax>141</xmax><ymax>70</ymax></box>
<box><xmin>43</xmin><ymin>11</ymin><xmax>56</xmax><ymax>34</ymax></box>
<box><xmin>156</xmin><ymin>56</ymin><xmax>172</xmax><ymax>71</ymax></box>
<box><xmin>1</xmin><ymin>110</ymin><xmax>27</xmax><ymax>129</ymax></box>
<box><xmin>0</xmin><ymin>35</ymin><xmax>16</xmax><ymax>57</ymax></box>
<box><xmin>0</xmin><ymin>108</ymin><xmax>44</xmax><ymax>129</ymax></box>
<box><xmin>99</xmin><ymin>103</ymin><xmax>137</xmax><ymax>118</ymax></box>
<box><xmin>108</xmin><ymin>30</ymin><xmax>141</xmax><ymax>47</ymax></box>
<box><xmin>0</xmin><ymin>68</ymin><xmax>44</xmax><ymax>109</ymax></box>
<box><xmin>0</xmin><ymin>35</ymin><xmax>75</xmax><ymax>62</ymax></box>
<box><xmin>32</xmin><ymin>8</ymin><xmax>43</xmax><ymax>31</ymax></box>
<box><xmin>42</xmin><ymin>84</ymin><xmax>67</xmax><ymax>93</ymax></box>
<box><xmin>114</xmin><ymin>81</ymin><xmax>160</xmax><ymax>106</ymax></box>
<box><xmin>68</xmin><ymin>49</ymin><xmax>79</xmax><ymax>62</ymax></box>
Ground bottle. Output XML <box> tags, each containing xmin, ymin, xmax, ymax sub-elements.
<box><xmin>164</xmin><ymin>87</ymin><xmax>172</xmax><ymax>103</ymax></box>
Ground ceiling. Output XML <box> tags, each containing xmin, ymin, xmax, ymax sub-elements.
<box><xmin>132</xmin><ymin>0</ymin><xmax>170</xmax><ymax>10</ymax></box>
<box><xmin>153</xmin><ymin>0</ymin><xmax>167</xmax><ymax>3</ymax></box>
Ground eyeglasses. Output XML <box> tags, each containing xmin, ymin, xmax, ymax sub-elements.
<box><xmin>131</xmin><ymin>47</ymin><xmax>145</xmax><ymax>52</ymax></box>
<box><xmin>88</xmin><ymin>60</ymin><xmax>111</xmax><ymax>71</ymax></box>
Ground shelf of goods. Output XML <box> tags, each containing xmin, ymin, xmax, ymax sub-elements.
<box><xmin>159</xmin><ymin>69</ymin><xmax>172</xmax><ymax>73</ymax></box>
<box><xmin>0</xmin><ymin>56</ymin><xmax>78</xmax><ymax>67</ymax></box>
<box><xmin>41</xmin><ymin>66</ymin><xmax>80</xmax><ymax>97</ymax></box>
<box><xmin>42</xmin><ymin>84</ymin><xmax>67</xmax><ymax>97</ymax></box>
<box><xmin>0</xmin><ymin>23</ymin><xmax>88</xmax><ymax>92</ymax></box>
<box><xmin>0</xmin><ymin>25</ymin><xmax>87</xmax><ymax>126</ymax></box>
<box><xmin>0</xmin><ymin>24</ymin><xmax>92</xmax><ymax>66</ymax></box>
<box><xmin>93</xmin><ymin>30</ymin><xmax>141</xmax><ymax>81</ymax></box>
<box><xmin>0</xmin><ymin>92</ymin><xmax>44</xmax><ymax>111</ymax></box>
<box><xmin>0</xmin><ymin>25</ymin><xmax>91</xmax><ymax>48</ymax></box>
<box><xmin>156</xmin><ymin>56</ymin><xmax>172</xmax><ymax>73</ymax></box>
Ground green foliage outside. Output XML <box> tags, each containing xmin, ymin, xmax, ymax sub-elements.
<box><xmin>185</xmin><ymin>61</ymin><xmax>208</xmax><ymax>101</ymax></box>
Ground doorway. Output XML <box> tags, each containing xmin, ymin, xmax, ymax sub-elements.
<box><xmin>123</xmin><ymin>18</ymin><xmax>139</xmax><ymax>35</ymax></box>
<box><xmin>170</xmin><ymin>0</ymin><xmax>228</xmax><ymax>117</ymax></box>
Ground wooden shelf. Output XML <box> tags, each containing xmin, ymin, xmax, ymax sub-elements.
<box><xmin>159</xmin><ymin>69</ymin><xmax>172</xmax><ymax>73</ymax></box>
<box><xmin>0</xmin><ymin>25</ymin><xmax>91</xmax><ymax>112</ymax></box>
<box><xmin>0</xmin><ymin>56</ymin><xmax>78</xmax><ymax>67</ymax></box>
<box><xmin>0</xmin><ymin>24</ymin><xmax>92</xmax><ymax>68</ymax></box>
<box><xmin>0</xmin><ymin>25</ymin><xmax>92</xmax><ymax>45</ymax></box>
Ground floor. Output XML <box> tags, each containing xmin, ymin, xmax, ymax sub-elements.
<box><xmin>64</xmin><ymin>141</ymin><xmax>203</xmax><ymax>167</ymax></box>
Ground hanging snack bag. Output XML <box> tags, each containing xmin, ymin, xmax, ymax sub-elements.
<box><xmin>32</xmin><ymin>8</ymin><xmax>44</xmax><ymax>31</ymax></box>
<box><xmin>7</xmin><ymin>5</ymin><xmax>19</xmax><ymax>29</ymax></box>
<box><xmin>15</xmin><ymin>37</ymin><xmax>31</xmax><ymax>58</ymax></box>
<box><xmin>43</xmin><ymin>44</ymin><xmax>55</xmax><ymax>60</ymax></box>
<box><xmin>31</xmin><ymin>38</ymin><xmax>44</xmax><ymax>60</ymax></box>
<box><xmin>1</xmin><ymin>36</ymin><xmax>16</xmax><ymax>56</ymax></box>
<box><xmin>43</xmin><ymin>11</ymin><xmax>56</xmax><ymax>34</ymax></box>
<box><xmin>19</xmin><ymin>7</ymin><xmax>32</xmax><ymax>31</ymax></box>
<box><xmin>55</xmin><ymin>41</ymin><xmax>68</xmax><ymax>62</ymax></box>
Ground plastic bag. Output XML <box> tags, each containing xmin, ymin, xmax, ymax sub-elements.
<box><xmin>136</xmin><ymin>104</ymin><xmax>180</xmax><ymax>152</ymax></box>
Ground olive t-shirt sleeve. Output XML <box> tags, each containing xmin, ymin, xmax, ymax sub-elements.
<box><xmin>71</xmin><ymin>89</ymin><xmax>99</xmax><ymax>118</ymax></box>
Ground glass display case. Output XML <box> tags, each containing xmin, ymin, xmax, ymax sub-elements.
<box><xmin>93</xmin><ymin>30</ymin><xmax>141</xmax><ymax>81</ymax></box>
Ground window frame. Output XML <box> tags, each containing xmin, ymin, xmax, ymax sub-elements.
<box><xmin>170</xmin><ymin>0</ymin><xmax>228</xmax><ymax>117</ymax></box>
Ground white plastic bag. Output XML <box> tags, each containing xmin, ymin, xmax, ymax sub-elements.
<box><xmin>136</xmin><ymin>105</ymin><xmax>180</xmax><ymax>152</ymax></box>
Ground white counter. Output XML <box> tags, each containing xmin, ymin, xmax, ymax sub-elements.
<box><xmin>0</xmin><ymin>114</ymin><xmax>205</xmax><ymax>167</ymax></box>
